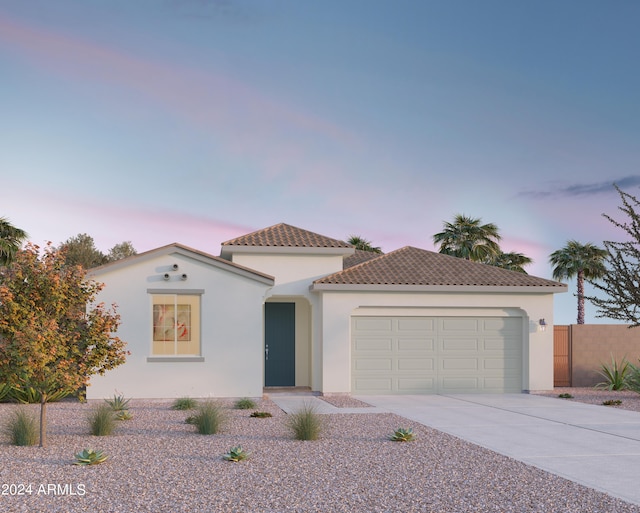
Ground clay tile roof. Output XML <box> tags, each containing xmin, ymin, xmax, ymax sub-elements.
<box><xmin>222</xmin><ymin>223</ymin><xmax>353</xmax><ymax>249</ymax></box>
<box><xmin>344</xmin><ymin>249</ymin><xmax>381</xmax><ymax>269</ymax></box>
<box><xmin>315</xmin><ymin>246</ymin><xmax>564</xmax><ymax>287</ymax></box>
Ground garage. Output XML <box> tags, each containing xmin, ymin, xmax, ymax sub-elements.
<box><xmin>351</xmin><ymin>315</ymin><xmax>523</xmax><ymax>394</ymax></box>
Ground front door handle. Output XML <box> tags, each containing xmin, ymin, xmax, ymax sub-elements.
<box><xmin>265</xmin><ymin>344</ymin><xmax>269</xmax><ymax>360</ymax></box>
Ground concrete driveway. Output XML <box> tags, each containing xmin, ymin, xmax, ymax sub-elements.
<box><xmin>358</xmin><ymin>394</ymin><xmax>640</xmax><ymax>506</ymax></box>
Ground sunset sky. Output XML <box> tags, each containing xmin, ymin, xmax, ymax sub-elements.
<box><xmin>1</xmin><ymin>1</ymin><xmax>638</xmax><ymax>324</ymax></box>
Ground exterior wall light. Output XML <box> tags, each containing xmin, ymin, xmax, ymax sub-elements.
<box><xmin>539</xmin><ymin>318</ymin><xmax>547</xmax><ymax>332</ymax></box>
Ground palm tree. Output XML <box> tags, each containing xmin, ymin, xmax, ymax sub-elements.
<box><xmin>549</xmin><ymin>240</ymin><xmax>608</xmax><ymax>324</ymax></box>
<box><xmin>488</xmin><ymin>251</ymin><xmax>533</xmax><ymax>273</ymax></box>
<box><xmin>433</xmin><ymin>214</ymin><xmax>501</xmax><ymax>261</ymax></box>
<box><xmin>347</xmin><ymin>235</ymin><xmax>382</xmax><ymax>254</ymax></box>
<box><xmin>0</xmin><ymin>217</ymin><xmax>28</xmax><ymax>266</ymax></box>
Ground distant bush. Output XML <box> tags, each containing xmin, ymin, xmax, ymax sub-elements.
<box><xmin>595</xmin><ymin>355</ymin><xmax>630</xmax><ymax>391</ymax></box>
<box><xmin>88</xmin><ymin>404</ymin><xmax>116</xmax><ymax>436</ymax></box>
<box><xmin>286</xmin><ymin>403</ymin><xmax>322</xmax><ymax>441</ymax></box>
<box><xmin>3</xmin><ymin>408</ymin><xmax>38</xmax><ymax>446</ymax></box>
<box><xmin>190</xmin><ymin>400</ymin><xmax>226</xmax><ymax>435</ymax></box>
<box><xmin>105</xmin><ymin>393</ymin><xmax>131</xmax><ymax>412</ymax></box>
<box><xmin>172</xmin><ymin>397</ymin><xmax>197</xmax><ymax>410</ymax></box>
<box><xmin>234</xmin><ymin>398</ymin><xmax>257</xmax><ymax>410</ymax></box>
<box><xmin>250</xmin><ymin>411</ymin><xmax>273</xmax><ymax>418</ymax></box>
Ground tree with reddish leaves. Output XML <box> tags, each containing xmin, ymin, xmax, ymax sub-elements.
<box><xmin>0</xmin><ymin>242</ymin><xmax>128</xmax><ymax>447</ymax></box>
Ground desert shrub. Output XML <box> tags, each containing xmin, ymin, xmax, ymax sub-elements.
<box><xmin>3</xmin><ymin>408</ymin><xmax>38</xmax><ymax>446</ymax></box>
<box><xmin>74</xmin><ymin>449</ymin><xmax>108</xmax><ymax>465</ymax></box>
<box><xmin>223</xmin><ymin>446</ymin><xmax>249</xmax><ymax>462</ymax></box>
<box><xmin>558</xmin><ymin>393</ymin><xmax>573</xmax><ymax>399</ymax></box>
<box><xmin>234</xmin><ymin>397</ymin><xmax>257</xmax><ymax>410</ymax></box>
<box><xmin>115</xmin><ymin>410</ymin><xmax>133</xmax><ymax>420</ymax></box>
<box><xmin>190</xmin><ymin>400</ymin><xmax>226</xmax><ymax>435</ymax></box>
<box><xmin>602</xmin><ymin>399</ymin><xmax>622</xmax><ymax>406</ymax></box>
<box><xmin>595</xmin><ymin>355</ymin><xmax>630</xmax><ymax>391</ymax></box>
<box><xmin>88</xmin><ymin>404</ymin><xmax>116</xmax><ymax>436</ymax></box>
<box><xmin>625</xmin><ymin>362</ymin><xmax>640</xmax><ymax>394</ymax></box>
<box><xmin>286</xmin><ymin>403</ymin><xmax>322</xmax><ymax>441</ymax></box>
<box><xmin>105</xmin><ymin>393</ymin><xmax>130</xmax><ymax>411</ymax></box>
<box><xmin>9</xmin><ymin>386</ymin><xmax>70</xmax><ymax>404</ymax></box>
<box><xmin>250</xmin><ymin>411</ymin><xmax>272</xmax><ymax>418</ymax></box>
<box><xmin>389</xmin><ymin>427</ymin><xmax>415</xmax><ymax>442</ymax></box>
<box><xmin>172</xmin><ymin>397</ymin><xmax>197</xmax><ymax>410</ymax></box>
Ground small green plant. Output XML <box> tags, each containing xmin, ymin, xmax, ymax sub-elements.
<box><xmin>2</xmin><ymin>408</ymin><xmax>38</xmax><ymax>446</ymax></box>
<box><xmin>73</xmin><ymin>449</ymin><xmax>108</xmax><ymax>466</ymax></box>
<box><xmin>223</xmin><ymin>446</ymin><xmax>249</xmax><ymax>462</ymax></box>
<box><xmin>115</xmin><ymin>410</ymin><xmax>133</xmax><ymax>421</ymax></box>
<box><xmin>234</xmin><ymin>397</ymin><xmax>257</xmax><ymax>410</ymax></box>
<box><xmin>602</xmin><ymin>399</ymin><xmax>623</xmax><ymax>406</ymax></box>
<box><xmin>558</xmin><ymin>393</ymin><xmax>573</xmax><ymax>399</ymax></box>
<box><xmin>88</xmin><ymin>404</ymin><xmax>116</xmax><ymax>436</ymax></box>
<box><xmin>105</xmin><ymin>393</ymin><xmax>130</xmax><ymax>411</ymax></box>
<box><xmin>388</xmin><ymin>427</ymin><xmax>415</xmax><ymax>442</ymax></box>
<box><xmin>595</xmin><ymin>355</ymin><xmax>630</xmax><ymax>391</ymax></box>
<box><xmin>172</xmin><ymin>397</ymin><xmax>198</xmax><ymax>410</ymax></box>
<box><xmin>286</xmin><ymin>403</ymin><xmax>322</xmax><ymax>441</ymax></box>
<box><xmin>9</xmin><ymin>385</ymin><xmax>70</xmax><ymax>404</ymax></box>
<box><xmin>190</xmin><ymin>400</ymin><xmax>226</xmax><ymax>435</ymax></box>
<box><xmin>626</xmin><ymin>362</ymin><xmax>640</xmax><ymax>393</ymax></box>
<box><xmin>185</xmin><ymin>415</ymin><xmax>196</xmax><ymax>425</ymax></box>
<box><xmin>250</xmin><ymin>411</ymin><xmax>273</xmax><ymax>418</ymax></box>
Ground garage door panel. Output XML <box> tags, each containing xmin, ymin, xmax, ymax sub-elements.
<box><xmin>398</xmin><ymin>358</ymin><xmax>434</xmax><ymax>371</ymax></box>
<box><xmin>398</xmin><ymin>378</ymin><xmax>435</xmax><ymax>391</ymax></box>
<box><xmin>398</xmin><ymin>338</ymin><xmax>434</xmax><ymax>351</ymax></box>
<box><xmin>441</xmin><ymin>318</ymin><xmax>480</xmax><ymax>331</ymax></box>
<box><xmin>352</xmin><ymin>316</ymin><xmax>522</xmax><ymax>394</ymax></box>
<box><xmin>483</xmin><ymin>357</ymin><xmax>520</xmax><ymax>370</ymax></box>
<box><xmin>398</xmin><ymin>318</ymin><xmax>435</xmax><ymax>331</ymax></box>
<box><xmin>484</xmin><ymin>337</ymin><xmax>519</xmax><ymax>350</ymax></box>
<box><xmin>441</xmin><ymin>338</ymin><xmax>479</xmax><ymax>351</ymax></box>
<box><xmin>354</xmin><ymin>338</ymin><xmax>393</xmax><ymax>351</ymax></box>
<box><xmin>442</xmin><ymin>377</ymin><xmax>479</xmax><ymax>390</ymax></box>
<box><xmin>354</xmin><ymin>358</ymin><xmax>393</xmax><ymax>371</ymax></box>
<box><xmin>441</xmin><ymin>358</ymin><xmax>478</xmax><ymax>370</ymax></box>
<box><xmin>354</xmin><ymin>318</ymin><xmax>394</xmax><ymax>331</ymax></box>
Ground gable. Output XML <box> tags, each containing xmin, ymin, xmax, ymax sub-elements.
<box><xmin>312</xmin><ymin>246</ymin><xmax>567</xmax><ymax>293</ymax></box>
<box><xmin>88</xmin><ymin>243</ymin><xmax>274</xmax><ymax>286</ymax></box>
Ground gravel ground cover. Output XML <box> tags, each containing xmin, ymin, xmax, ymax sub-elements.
<box><xmin>1</xmin><ymin>392</ymin><xmax>639</xmax><ymax>513</ymax></box>
<box><xmin>532</xmin><ymin>387</ymin><xmax>640</xmax><ymax>412</ymax></box>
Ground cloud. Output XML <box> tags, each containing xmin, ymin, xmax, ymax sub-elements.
<box><xmin>519</xmin><ymin>175</ymin><xmax>640</xmax><ymax>199</ymax></box>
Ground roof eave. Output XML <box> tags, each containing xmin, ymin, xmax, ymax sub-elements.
<box><xmin>310</xmin><ymin>283</ymin><xmax>569</xmax><ymax>293</ymax></box>
<box><xmin>88</xmin><ymin>244</ymin><xmax>275</xmax><ymax>286</ymax></box>
<box><xmin>221</xmin><ymin>245</ymin><xmax>355</xmax><ymax>258</ymax></box>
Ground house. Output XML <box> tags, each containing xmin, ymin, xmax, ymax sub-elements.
<box><xmin>86</xmin><ymin>223</ymin><xmax>567</xmax><ymax>399</ymax></box>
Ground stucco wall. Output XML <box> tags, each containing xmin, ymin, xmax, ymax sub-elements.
<box><xmin>316</xmin><ymin>290</ymin><xmax>557</xmax><ymax>394</ymax></box>
<box><xmin>570</xmin><ymin>324</ymin><xmax>640</xmax><ymax>387</ymax></box>
<box><xmin>87</xmin><ymin>251</ymin><xmax>271</xmax><ymax>399</ymax></box>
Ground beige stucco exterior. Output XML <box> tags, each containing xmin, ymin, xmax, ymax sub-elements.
<box><xmin>87</xmin><ymin>247</ymin><xmax>272</xmax><ymax>399</ymax></box>
<box><xmin>312</xmin><ymin>289</ymin><xmax>556</xmax><ymax>394</ymax></box>
<box><xmin>87</xmin><ymin>236</ymin><xmax>562</xmax><ymax>399</ymax></box>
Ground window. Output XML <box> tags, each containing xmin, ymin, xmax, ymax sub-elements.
<box><xmin>151</xmin><ymin>294</ymin><xmax>200</xmax><ymax>356</ymax></box>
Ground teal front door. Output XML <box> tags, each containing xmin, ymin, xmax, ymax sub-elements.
<box><xmin>265</xmin><ymin>302</ymin><xmax>295</xmax><ymax>387</ymax></box>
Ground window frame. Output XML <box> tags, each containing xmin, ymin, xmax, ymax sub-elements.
<box><xmin>146</xmin><ymin>289</ymin><xmax>204</xmax><ymax>363</ymax></box>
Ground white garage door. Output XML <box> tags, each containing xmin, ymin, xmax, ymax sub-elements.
<box><xmin>351</xmin><ymin>316</ymin><xmax>523</xmax><ymax>394</ymax></box>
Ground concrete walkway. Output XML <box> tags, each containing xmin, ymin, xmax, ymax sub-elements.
<box><xmin>269</xmin><ymin>393</ymin><xmax>640</xmax><ymax>506</ymax></box>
